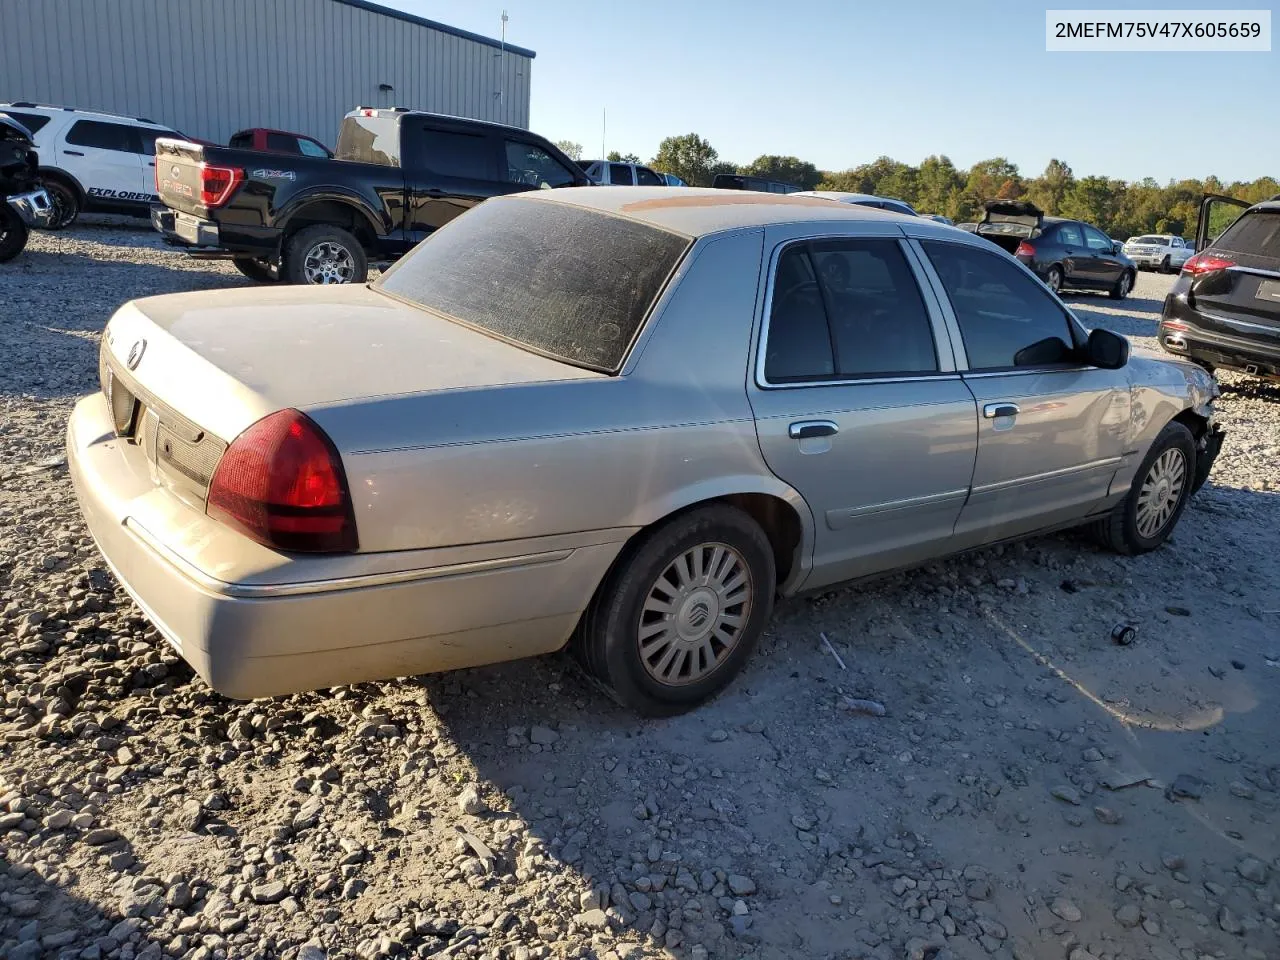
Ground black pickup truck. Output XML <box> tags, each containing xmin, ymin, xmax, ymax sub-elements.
<box><xmin>151</xmin><ymin>108</ymin><xmax>591</xmax><ymax>284</ymax></box>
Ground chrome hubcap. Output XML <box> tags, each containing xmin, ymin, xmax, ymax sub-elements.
<box><xmin>1048</xmin><ymin>270</ymin><xmax>1061</xmax><ymax>292</ymax></box>
<box><xmin>1120</xmin><ymin>274</ymin><xmax>1131</xmax><ymax>295</ymax></box>
<box><xmin>637</xmin><ymin>542</ymin><xmax>752</xmax><ymax>686</ymax></box>
<box><xmin>302</xmin><ymin>241</ymin><xmax>356</xmax><ymax>284</ymax></box>
<box><xmin>1136</xmin><ymin>448</ymin><xmax>1186</xmax><ymax>538</ymax></box>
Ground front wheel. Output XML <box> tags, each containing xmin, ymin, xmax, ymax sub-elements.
<box><xmin>1109</xmin><ymin>270</ymin><xmax>1133</xmax><ymax>300</ymax></box>
<box><xmin>1093</xmin><ymin>421</ymin><xmax>1196</xmax><ymax>555</ymax></box>
<box><xmin>0</xmin><ymin>206</ymin><xmax>30</xmax><ymax>262</ymax></box>
<box><xmin>1160</xmin><ymin>255</ymin><xmax>1172</xmax><ymax>274</ymax></box>
<box><xmin>573</xmin><ymin>505</ymin><xmax>775</xmax><ymax>715</ymax></box>
<box><xmin>1045</xmin><ymin>265</ymin><xmax>1063</xmax><ymax>295</ymax></box>
<box><xmin>232</xmin><ymin>257</ymin><xmax>281</xmax><ymax>283</ymax></box>
<box><xmin>282</xmin><ymin>225</ymin><xmax>368</xmax><ymax>285</ymax></box>
<box><xmin>42</xmin><ymin>179</ymin><xmax>80</xmax><ymax>229</ymax></box>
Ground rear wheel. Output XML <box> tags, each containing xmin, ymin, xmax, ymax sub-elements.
<box><xmin>42</xmin><ymin>178</ymin><xmax>80</xmax><ymax>229</ymax></box>
<box><xmin>1109</xmin><ymin>270</ymin><xmax>1133</xmax><ymax>300</ymax></box>
<box><xmin>573</xmin><ymin>505</ymin><xmax>775</xmax><ymax>716</ymax></box>
<box><xmin>0</xmin><ymin>206</ymin><xmax>30</xmax><ymax>262</ymax></box>
<box><xmin>282</xmin><ymin>225</ymin><xmax>367</xmax><ymax>285</ymax></box>
<box><xmin>1160</xmin><ymin>255</ymin><xmax>1172</xmax><ymax>273</ymax></box>
<box><xmin>1045</xmin><ymin>265</ymin><xmax>1063</xmax><ymax>295</ymax></box>
<box><xmin>232</xmin><ymin>257</ymin><xmax>281</xmax><ymax>283</ymax></box>
<box><xmin>1093</xmin><ymin>421</ymin><xmax>1196</xmax><ymax>555</ymax></box>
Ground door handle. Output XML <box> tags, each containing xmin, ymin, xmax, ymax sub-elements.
<box><xmin>983</xmin><ymin>403</ymin><xmax>1020</xmax><ymax>419</ymax></box>
<box><xmin>789</xmin><ymin>420</ymin><xmax>839</xmax><ymax>440</ymax></box>
<box><xmin>64</xmin><ymin>150</ymin><xmax>84</xmax><ymax>156</ymax></box>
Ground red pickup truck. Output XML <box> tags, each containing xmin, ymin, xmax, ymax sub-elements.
<box><xmin>228</xmin><ymin>128</ymin><xmax>332</xmax><ymax>159</ymax></box>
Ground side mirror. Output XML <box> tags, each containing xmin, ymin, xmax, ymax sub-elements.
<box><xmin>1112</xmin><ymin>241</ymin><xmax>1124</xmax><ymax>254</ymax></box>
<box><xmin>1086</xmin><ymin>328</ymin><xmax>1129</xmax><ymax>369</ymax></box>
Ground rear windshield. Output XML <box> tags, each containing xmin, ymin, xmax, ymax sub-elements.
<box><xmin>335</xmin><ymin>114</ymin><xmax>399</xmax><ymax>166</ymax></box>
<box><xmin>375</xmin><ymin>197</ymin><xmax>691</xmax><ymax>372</ymax></box>
<box><xmin>1134</xmin><ymin>235</ymin><xmax>1168</xmax><ymax>244</ymax></box>
<box><xmin>1214</xmin><ymin>211</ymin><xmax>1280</xmax><ymax>258</ymax></box>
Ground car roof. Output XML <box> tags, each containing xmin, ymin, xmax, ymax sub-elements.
<box><xmin>0</xmin><ymin>101</ymin><xmax>170</xmax><ymax>129</ymax></box>
<box><xmin>509</xmin><ymin>187</ymin><xmax>947</xmax><ymax>238</ymax></box>
<box><xmin>348</xmin><ymin>107</ymin><xmax>537</xmax><ymax>138</ymax></box>
<box><xmin>795</xmin><ymin>191</ymin><xmax>881</xmax><ymax>203</ymax></box>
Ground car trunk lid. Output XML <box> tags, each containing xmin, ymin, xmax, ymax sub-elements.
<box><xmin>99</xmin><ymin>284</ymin><xmax>602</xmax><ymax>509</ymax></box>
<box><xmin>974</xmin><ymin>200</ymin><xmax>1043</xmax><ymax>254</ymax></box>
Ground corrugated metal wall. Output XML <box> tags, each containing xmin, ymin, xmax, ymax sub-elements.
<box><xmin>0</xmin><ymin>0</ymin><xmax>532</xmax><ymax>146</ymax></box>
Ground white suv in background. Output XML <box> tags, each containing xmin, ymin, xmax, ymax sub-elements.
<box><xmin>1121</xmin><ymin>233</ymin><xmax>1195</xmax><ymax>273</ymax></box>
<box><xmin>0</xmin><ymin>102</ymin><xmax>181</xmax><ymax>227</ymax></box>
<box><xmin>579</xmin><ymin>159</ymin><xmax>670</xmax><ymax>186</ymax></box>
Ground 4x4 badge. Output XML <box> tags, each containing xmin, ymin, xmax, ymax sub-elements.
<box><xmin>127</xmin><ymin>339</ymin><xmax>147</xmax><ymax>370</ymax></box>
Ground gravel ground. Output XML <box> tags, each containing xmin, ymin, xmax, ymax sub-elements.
<box><xmin>2</xmin><ymin>224</ymin><xmax>1278</xmax><ymax>960</ymax></box>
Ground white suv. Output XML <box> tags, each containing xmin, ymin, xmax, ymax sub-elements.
<box><xmin>0</xmin><ymin>102</ymin><xmax>181</xmax><ymax>227</ymax></box>
<box><xmin>1121</xmin><ymin>233</ymin><xmax>1195</xmax><ymax>273</ymax></box>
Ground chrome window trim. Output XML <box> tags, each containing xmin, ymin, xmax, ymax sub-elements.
<box><xmin>753</xmin><ymin>233</ymin><xmax>960</xmax><ymax>390</ymax></box>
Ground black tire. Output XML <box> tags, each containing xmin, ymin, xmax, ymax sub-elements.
<box><xmin>1109</xmin><ymin>269</ymin><xmax>1133</xmax><ymax>300</ymax></box>
<box><xmin>282</xmin><ymin>225</ymin><xmax>367</xmax><ymax>285</ymax></box>
<box><xmin>0</xmin><ymin>206</ymin><xmax>30</xmax><ymax>262</ymax></box>
<box><xmin>42</xmin><ymin>178</ymin><xmax>80</xmax><ymax>230</ymax></box>
<box><xmin>1160</xmin><ymin>255</ymin><xmax>1172</xmax><ymax>274</ymax></box>
<box><xmin>232</xmin><ymin>257</ymin><xmax>281</xmax><ymax>283</ymax></box>
<box><xmin>1093</xmin><ymin>421</ymin><xmax>1196</xmax><ymax>555</ymax></box>
<box><xmin>573</xmin><ymin>505</ymin><xmax>775</xmax><ymax>716</ymax></box>
<box><xmin>1045</xmin><ymin>265</ymin><xmax>1063</xmax><ymax>295</ymax></box>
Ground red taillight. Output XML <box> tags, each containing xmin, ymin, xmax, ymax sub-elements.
<box><xmin>1014</xmin><ymin>241</ymin><xmax>1036</xmax><ymax>257</ymax></box>
<box><xmin>207</xmin><ymin>409</ymin><xmax>357</xmax><ymax>553</ymax></box>
<box><xmin>1181</xmin><ymin>252</ymin><xmax>1235</xmax><ymax>276</ymax></box>
<box><xmin>199</xmin><ymin>163</ymin><xmax>243</xmax><ymax>208</ymax></box>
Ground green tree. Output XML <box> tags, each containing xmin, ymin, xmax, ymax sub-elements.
<box><xmin>555</xmin><ymin>140</ymin><xmax>583</xmax><ymax>161</ymax></box>
<box><xmin>1024</xmin><ymin>159</ymin><xmax>1074</xmax><ymax>216</ymax></box>
<box><xmin>914</xmin><ymin>155</ymin><xmax>964</xmax><ymax>216</ymax></box>
<box><xmin>651</xmin><ymin>134</ymin><xmax>722</xmax><ymax>187</ymax></box>
<box><xmin>740</xmin><ymin>155</ymin><xmax>822</xmax><ymax>191</ymax></box>
<box><xmin>606</xmin><ymin>150</ymin><xmax>640</xmax><ymax>163</ymax></box>
<box><xmin>965</xmin><ymin>158</ymin><xmax>1023</xmax><ymax>202</ymax></box>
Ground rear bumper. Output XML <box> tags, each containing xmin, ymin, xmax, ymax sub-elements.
<box><xmin>6</xmin><ymin>187</ymin><xmax>54</xmax><ymax>228</ymax></box>
<box><xmin>1159</xmin><ymin>311</ymin><xmax>1280</xmax><ymax>380</ymax></box>
<box><xmin>151</xmin><ymin>204</ymin><xmax>220</xmax><ymax>247</ymax></box>
<box><xmin>67</xmin><ymin>392</ymin><xmax>621</xmax><ymax>700</ymax></box>
<box><xmin>150</xmin><ymin>204</ymin><xmax>279</xmax><ymax>260</ymax></box>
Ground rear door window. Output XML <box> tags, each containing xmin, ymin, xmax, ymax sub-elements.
<box><xmin>413</xmin><ymin>128</ymin><xmax>494</xmax><ymax>178</ymax></box>
<box><xmin>608</xmin><ymin>163</ymin><xmax>635</xmax><ymax>185</ymax></box>
<box><xmin>66</xmin><ymin>119</ymin><xmax>142</xmax><ymax>154</ymax></box>
<box><xmin>1055</xmin><ymin>223</ymin><xmax>1084</xmax><ymax>247</ymax></box>
<box><xmin>763</xmin><ymin>239</ymin><xmax>938</xmax><ymax>382</ymax></box>
<box><xmin>265</xmin><ymin>132</ymin><xmax>303</xmax><ymax>154</ymax></box>
<box><xmin>922</xmin><ymin>240</ymin><xmax>1078</xmax><ymax>370</ymax></box>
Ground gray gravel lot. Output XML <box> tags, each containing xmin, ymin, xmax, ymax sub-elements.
<box><xmin>2</xmin><ymin>224</ymin><xmax>1279</xmax><ymax>960</ymax></box>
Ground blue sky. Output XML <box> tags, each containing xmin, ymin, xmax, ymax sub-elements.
<box><xmin>388</xmin><ymin>1</ymin><xmax>1277</xmax><ymax>184</ymax></box>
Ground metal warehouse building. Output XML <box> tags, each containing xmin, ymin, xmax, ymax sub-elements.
<box><xmin>0</xmin><ymin>0</ymin><xmax>534</xmax><ymax>145</ymax></box>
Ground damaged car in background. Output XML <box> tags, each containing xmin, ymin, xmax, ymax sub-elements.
<box><xmin>0</xmin><ymin>111</ymin><xmax>54</xmax><ymax>261</ymax></box>
<box><xmin>69</xmin><ymin>188</ymin><xmax>1223</xmax><ymax>714</ymax></box>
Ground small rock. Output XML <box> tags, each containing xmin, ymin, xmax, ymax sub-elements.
<box><xmin>1050</xmin><ymin>898</ymin><xmax>1082</xmax><ymax>922</ymax></box>
<box><xmin>251</xmin><ymin>880</ymin><xmax>288</xmax><ymax>904</ymax></box>
<box><xmin>1237</xmin><ymin>857</ymin><xmax>1269</xmax><ymax>884</ymax></box>
<box><xmin>1050</xmin><ymin>785</ymin><xmax>1082</xmax><ymax>806</ymax></box>
<box><xmin>178</xmin><ymin>799</ymin><xmax>203</xmax><ymax>832</ymax></box>
<box><xmin>838</xmin><ymin>697</ymin><xmax>886</xmax><ymax>717</ymax></box>
<box><xmin>1115</xmin><ymin>904</ymin><xmax>1141</xmax><ymax>927</ymax></box>
<box><xmin>966</xmin><ymin>879</ymin><xmax>992</xmax><ymax>901</ymax></box>
<box><xmin>1068</xmin><ymin>950</ymin><xmax>1099</xmax><ymax>960</ymax></box>
<box><xmin>1218</xmin><ymin>905</ymin><xmax>1243</xmax><ymax>935</ymax></box>
<box><xmin>297</xmin><ymin>947</ymin><xmax>327</xmax><ymax>960</ymax></box>
<box><xmin>528</xmin><ymin>725</ymin><xmax>559</xmax><ymax>746</ymax></box>
<box><xmin>1231</xmin><ymin>659</ymin><xmax>1246</xmax><ymax>670</ymax></box>
<box><xmin>1081</xmin><ymin>747</ymin><xmax>1103</xmax><ymax>762</ymax></box>
<box><xmin>1141</xmin><ymin>917</ymin><xmax>1160</xmax><ymax>935</ymax></box>
<box><xmin>1093</xmin><ymin>805</ymin><xmax>1122</xmax><ymax>825</ymax></box>
<box><xmin>577</xmin><ymin>908</ymin><xmax>609</xmax><ymax>929</ymax></box>
<box><xmin>82</xmin><ymin>827</ymin><xmax>122</xmax><ymax>845</ymax></box>
<box><xmin>1229</xmin><ymin>781</ymin><xmax>1256</xmax><ymax>800</ymax></box>
<box><xmin>727</xmin><ymin>874</ymin><xmax>756</xmax><ymax>896</ymax></box>
<box><xmin>457</xmin><ymin>785</ymin><xmax>486</xmax><ymax>816</ymax></box>
<box><xmin>43</xmin><ymin>809</ymin><xmax>73</xmax><ymax>830</ymax></box>
<box><xmin>706</xmin><ymin>729</ymin><xmax>728</xmax><ymax>743</ymax></box>
<box><xmin>1161</xmin><ymin>852</ymin><xmax>1185</xmax><ymax>871</ymax></box>
<box><xmin>1166</xmin><ymin>774</ymin><xmax>1204</xmax><ymax>801</ymax></box>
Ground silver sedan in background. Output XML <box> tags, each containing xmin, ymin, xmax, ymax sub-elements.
<box><xmin>68</xmin><ymin>189</ymin><xmax>1223</xmax><ymax>714</ymax></box>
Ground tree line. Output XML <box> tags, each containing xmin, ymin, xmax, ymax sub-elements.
<box><xmin>556</xmin><ymin>135</ymin><xmax>1277</xmax><ymax>240</ymax></box>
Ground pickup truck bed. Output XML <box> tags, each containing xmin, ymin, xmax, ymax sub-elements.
<box><xmin>152</xmin><ymin>107</ymin><xmax>591</xmax><ymax>284</ymax></box>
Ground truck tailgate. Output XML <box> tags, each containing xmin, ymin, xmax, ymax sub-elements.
<box><xmin>155</xmin><ymin>138</ymin><xmax>215</xmax><ymax>218</ymax></box>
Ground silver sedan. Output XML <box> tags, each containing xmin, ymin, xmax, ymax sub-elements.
<box><xmin>68</xmin><ymin>188</ymin><xmax>1224</xmax><ymax>714</ymax></box>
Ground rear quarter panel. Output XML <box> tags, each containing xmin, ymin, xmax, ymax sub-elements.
<box><xmin>310</xmin><ymin>229</ymin><xmax>813</xmax><ymax>559</ymax></box>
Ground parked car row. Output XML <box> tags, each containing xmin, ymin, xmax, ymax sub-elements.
<box><xmin>0</xmin><ymin>101</ymin><xmax>331</xmax><ymax>228</ymax></box>
<box><xmin>69</xmin><ymin>188</ymin><xmax>1224</xmax><ymax>713</ymax></box>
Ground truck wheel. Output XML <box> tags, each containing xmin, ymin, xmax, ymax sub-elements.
<box><xmin>1092</xmin><ymin>421</ymin><xmax>1196</xmax><ymax>555</ymax></box>
<box><xmin>1160</xmin><ymin>255</ymin><xmax>1172</xmax><ymax>273</ymax></box>
<box><xmin>0</xmin><ymin>206</ymin><xmax>30</xmax><ymax>262</ymax></box>
<box><xmin>572</xmin><ymin>505</ymin><xmax>775</xmax><ymax>716</ymax></box>
<box><xmin>232</xmin><ymin>257</ymin><xmax>281</xmax><ymax>283</ymax></box>
<box><xmin>42</xmin><ymin>179</ymin><xmax>80</xmax><ymax>230</ymax></box>
<box><xmin>283</xmin><ymin>225</ymin><xmax>367</xmax><ymax>285</ymax></box>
